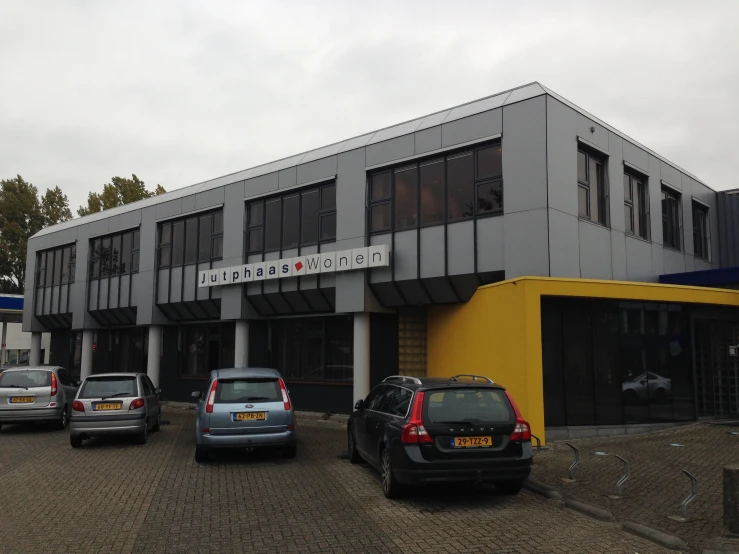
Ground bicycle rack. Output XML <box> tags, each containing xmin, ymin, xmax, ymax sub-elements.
<box><xmin>559</xmin><ymin>442</ymin><xmax>579</xmax><ymax>482</ymax></box>
<box><xmin>532</xmin><ymin>435</ymin><xmax>541</xmax><ymax>457</ymax></box>
<box><xmin>606</xmin><ymin>455</ymin><xmax>630</xmax><ymax>499</ymax></box>
<box><xmin>667</xmin><ymin>469</ymin><xmax>698</xmax><ymax>522</ymax></box>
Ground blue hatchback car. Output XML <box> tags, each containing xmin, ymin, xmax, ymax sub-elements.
<box><xmin>192</xmin><ymin>367</ymin><xmax>297</xmax><ymax>462</ymax></box>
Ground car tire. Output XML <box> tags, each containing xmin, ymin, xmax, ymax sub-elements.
<box><xmin>380</xmin><ymin>448</ymin><xmax>403</xmax><ymax>499</ymax></box>
<box><xmin>347</xmin><ymin>425</ymin><xmax>361</xmax><ymax>464</ymax></box>
<box><xmin>53</xmin><ymin>406</ymin><xmax>69</xmax><ymax>431</ymax></box>
<box><xmin>195</xmin><ymin>445</ymin><xmax>209</xmax><ymax>463</ymax></box>
<box><xmin>283</xmin><ymin>443</ymin><xmax>297</xmax><ymax>459</ymax></box>
<box><xmin>152</xmin><ymin>413</ymin><xmax>161</xmax><ymax>432</ymax></box>
<box><xmin>496</xmin><ymin>480</ymin><xmax>523</xmax><ymax>495</ymax></box>
<box><xmin>137</xmin><ymin>424</ymin><xmax>148</xmax><ymax>445</ymax></box>
<box><xmin>70</xmin><ymin>435</ymin><xmax>82</xmax><ymax>448</ymax></box>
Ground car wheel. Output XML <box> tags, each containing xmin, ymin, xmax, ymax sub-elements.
<box><xmin>283</xmin><ymin>443</ymin><xmax>297</xmax><ymax>459</ymax></box>
<box><xmin>195</xmin><ymin>445</ymin><xmax>209</xmax><ymax>463</ymax></box>
<box><xmin>137</xmin><ymin>423</ymin><xmax>148</xmax><ymax>445</ymax></box>
<box><xmin>70</xmin><ymin>435</ymin><xmax>82</xmax><ymax>448</ymax></box>
<box><xmin>496</xmin><ymin>480</ymin><xmax>523</xmax><ymax>495</ymax></box>
<box><xmin>347</xmin><ymin>425</ymin><xmax>361</xmax><ymax>464</ymax></box>
<box><xmin>152</xmin><ymin>413</ymin><xmax>161</xmax><ymax>432</ymax></box>
<box><xmin>380</xmin><ymin>448</ymin><xmax>402</xmax><ymax>499</ymax></box>
<box><xmin>53</xmin><ymin>406</ymin><xmax>69</xmax><ymax>430</ymax></box>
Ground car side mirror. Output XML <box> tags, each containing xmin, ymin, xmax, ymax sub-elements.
<box><xmin>354</xmin><ymin>399</ymin><xmax>364</xmax><ymax>411</ymax></box>
<box><xmin>154</xmin><ymin>388</ymin><xmax>161</xmax><ymax>395</ymax></box>
<box><xmin>191</xmin><ymin>391</ymin><xmax>201</xmax><ymax>400</ymax></box>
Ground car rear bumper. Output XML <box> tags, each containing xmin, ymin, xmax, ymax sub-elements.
<box><xmin>198</xmin><ymin>429</ymin><xmax>296</xmax><ymax>449</ymax></box>
<box><xmin>70</xmin><ymin>412</ymin><xmax>146</xmax><ymax>437</ymax></box>
<box><xmin>394</xmin><ymin>462</ymin><xmax>532</xmax><ymax>485</ymax></box>
<box><xmin>0</xmin><ymin>406</ymin><xmax>63</xmax><ymax>423</ymax></box>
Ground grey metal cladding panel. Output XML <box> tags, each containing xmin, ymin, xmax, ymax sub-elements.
<box><xmin>476</xmin><ymin>217</ymin><xmax>504</xmax><ymax>273</ymax></box>
<box><xmin>107</xmin><ymin>215</ymin><xmax>120</xmax><ymax>232</ymax></box>
<box><xmin>157</xmin><ymin>269</ymin><xmax>169</xmax><ymax>303</ymax></box>
<box><xmin>88</xmin><ymin>282</ymin><xmax>98</xmax><ymax>310</ymax></box>
<box><xmin>447</xmin><ymin>221</ymin><xmax>474</xmax><ymax>276</ymax></box>
<box><xmin>195</xmin><ymin>187</ymin><xmax>225</xmax><ymax>210</ymax></box>
<box><xmin>420</xmin><ymin>226</ymin><xmax>445</xmax><ymax>278</ymax></box>
<box><xmin>70</xmin><ymin>282</ymin><xmax>85</xmax><ymax>329</ymax></box>
<box><xmin>300</xmin><ymin>141</ymin><xmax>347</xmax><ymax>164</ymax></box>
<box><xmin>43</xmin><ymin>289</ymin><xmax>51</xmax><ymax>313</ymax></box>
<box><xmin>182</xmin><ymin>265</ymin><xmax>196</xmax><ymax>302</ymax></box>
<box><xmin>365</xmin><ymin>135</ymin><xmax>415</xmax><ymax>167</ymax></box>
<box><xmin>578</xmin><ymin>221</ymin><xmax>613</xmax><ymax>280</ymax></box>
<box><xmin>443</xmin><ymin>93</ymin><xmax>508</xmax><ymax>124</ymax></box>
<box><xmin>441</xmin><ymin>109</ymin><xmax>502</xmax><ymax>148</ymax></box>
<box><xmin>546</xmin><ymin>97</ymin><xmax>577</xmax><ymax>216</ymax></box>
<box><xmin>548</xmin><ymin>209</ymin><xmax>579</xmax><ymax>278</ymax></box>
<box><xmin>502</xmin><ymin>97</ymin><xmax>547</xmax><ymax>212</ymax></box>
<box><xmin>139</xmin><ymin>207</ymin><xmax>157</xmax><ymax>273</ymax></box>
<box><xmin>220</xmin><ymin>283</ymin><xmax>244</xmax><ymax>319</ymax></box>
<box><xmin>297</xmin><ymin>156</ymin><xmax>337</xmax><ymax>185</ymax></box>
<box><xmin>156</xmin><ymin>199</ymin><xmax>182</xmax><ymax>220</ymax></box>
<box><xmin>369</xmin><ymin>234</ymin><xmax>392</xmax><ymax>283</ymax></box>
<box><xmin>338</xmin><ymin>132</ymin><xmax>375</xmax><ymax>153</ymax></box>
<box><xmin>663</xmin><ymin>247</ymin><xmax>686</xmax><ymax>275</ymax></box>
<box><xmin>393</xmin><ymin>230</ymin><xmax>418</xmax><ymax>281</ymax></box>
<box><xmin>660</xmin><ymin>161</ymin><xmax>681</xmax><ymax>190</ymax></box>
<box><xmin>367</xmin><ymin>119</ymin><xmax>422</xmax><ymax>145</ymax></box>
<box><xmin>87</xmin><ymin>218</ymin><xmax>110</xmax><ymax>239</ymax></box>
<box><xmin>647</xmin><ymin>155</ymin><xmax>663</xmax><ymax>243</ymax></box>
<box><xmin>622</xmin><ymin>140</ymin><xmax>649</xmax><ymax>173</ymax></box>
<box><xmin>606</xmin><ymin>132</ymin><xmax>625</xmax><ymax>233</ymax></box>
<box><xmin>611</xmin><ymin>230</ymin><xmax>628</xmax><ymax>280</ymax></box>
<box><xmin>120</xmin><ymin>274</ymin><xmax>130</xmax><ymax>306</ymax></box>
<box><xmin>504</xmin><ymin>209</ymin><xmax>549</xmax><ymax>278</ymax></box>
<box><xmin>50</xmin><ymin>287</ymin><xmax>59</xmax><ymax>314</ymax></box>
<box><xmin>502</xmin><ymin>83</ymin><xmax>546</xmax><ymax>106</ymax></box>
<box><xmin>337</xmin><ymin>148</ymin><xmax>367</xmax><ymax>241</ymax></box>
<box><xmin>335</xmin><ymin>271</ymin><xmax>365</xmax><ymax>313</ymax></box>
<box><xmin>694</xmin><ymin>258</ymin><xmax>712</xmax><ymax>272</ymax></box>
<box><xmin>170</xmin><ymin>266</ymin><xmax>183</xmax><ymax>303</ymax></box>
<box><xmin>415</xmin><ymin>126</ymin><xmax>441</xmax><ymax>154</ymax></box>
<box><xmin>99</xmin><ymin>279</ymin><xmax>108</xmax><ymax>309</ymax></box>
<box><xmin>108</xmin><ymin>277</ymin><xmax>119</xmax><ymax>309</ymax></box>
<box><xmin>223</xmin><ymin>182</ymin><xmax>246</xmax><ymax>259</ymax></box>
<box><xmin>60</xmin><ymin>286</ymin><xmax>68</xmax><ymax>314</ymax></box>
<box><xmin>196</xmin><ymin>263</ymin><xmax>211</xmax><ymax>301</ymax></box>
<box><xmin>625</xmin><ymin>236</ymin><xmax>653</xmax><ymax>282</ymax></box>
<box><xmin>416</xmin><ymin>110</ymin><xmax>451</xmax><ymax>132</ymax></box>
<box><xmin>278</xmin><ymin>167</ymin><xmax>297</xmax><ymax>189</ymax></box>
<box><xmin>651</xmin><ymin>243</ymin><xmax>664</xmax><ymax>279</ymax></box>
<box><xmin>245</xmin><ymin>172</ymin><xmax>278</xmax><ymax>199</ymax></box>
<box><xmin>181</xmin><ymin>194</ymin><xmax>196</xmax><ymax>214</ymax></box>
<box><xmin>685</xmin><ymin>253</ymin><xmax>695</xmax><ymax>273</ymax></box>
<box><xmin>681</xmin><ymin>185</ymin><xmax>694</xmax><ymax>256</ymax></box>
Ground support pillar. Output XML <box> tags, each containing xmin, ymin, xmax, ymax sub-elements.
<box><xmin>29</xmin><ymin>332</ymin><xmax>42</xmax><ymax>366</ymax></box>
<box><xmin>0</xmin><ymin>321</ymin><xmax>7</xmax><ymax>369</ymax></box>
<box><xmin>353</xmin><ymin>313</ymin><xmax>370</xmax><ymax>407</ymax></box>
<box><xmin>234</xmin><ymin>320</ymin><xmax>249</xmax><ymax>368</ymax></box>
<box><xmin>80</xmin><ymin>330</ymin><xmax>94</xmax><ymax>379</ymax></box>
<box><xmin>147</xmin><ymin>325</ymin><xmax>162</xmax><ymax>387</ymax></box>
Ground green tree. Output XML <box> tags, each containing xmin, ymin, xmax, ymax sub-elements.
<box><xmin>78</xmin><ymin>174</ymin><xmax>166</xmax><ymax>216</ymax></box>
<box><xmin>41</xmin><ymin>186</ymin><xmax>73</xmax><ymax>227</ymax></box>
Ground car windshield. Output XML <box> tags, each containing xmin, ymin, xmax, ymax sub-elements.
<box><xmin>79</xmin><ymin>376</ymin><xmax>138</xmax><ymax>399</ymax></box>
<box><xmin>426</xmin><ymin>388</ymin><xmax>514</xmax><ymax>424</ymax></box>
<box><xmin>216</xmin><ymin>378</ymin><xmax>281</xmax><ymax>403</ymax></box>
<box><xmin>0</xmin><ymin>370</ymin><xmax>51</xmax><ymax>388</ymax></box>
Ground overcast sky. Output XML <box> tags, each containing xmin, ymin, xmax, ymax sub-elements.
<box><xmin>1</xmin><ymin>0</ymin><xmax>738</xmax><ymax>214</ymax></box>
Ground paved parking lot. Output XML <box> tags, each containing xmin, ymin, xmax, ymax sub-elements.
<box><xmin>0</xmin><ymin>410</ymin><xmax>670</xmax><ymax>554</ymax></box>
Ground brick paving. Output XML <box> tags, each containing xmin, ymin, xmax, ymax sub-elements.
<box><xmin>532</xmin><ymin>422</ymin><xmax>739</xmax><ymax>553</ymax></box>
<box><xmin>0</xmin><ymin>411</ymin><xmax>669</xmax><ymax>554</ymax></box>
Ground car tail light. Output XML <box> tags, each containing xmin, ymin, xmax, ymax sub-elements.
<box><xmin>72</xmin><ymin>400</ymin><xmax>84</xmax><ymax>412</ymax></box>
<box><xmin>205</xmin><ymin>379</ymin><xmax>218</xmax><ymax>413</ymax></box>
<box><xmin>129</xmin><ymin>398</ymin><xmax>145</xmax><ymax>410</ymax></box>
<box><xmin>201</xmin><ymin>428</ymin><xmax>210</xmax><ymax>433</ymax></box>
<box><xmin>279</xmin><ymin>379</ymin><xmax>291</xmax><ymax>411</ymax></box>
<box><xmin>401</xmin><ymin>391</ymin><xmax>432</xmax><ymax>445</ymax></box>
<box><xmin>505</xmin><ymin>391</ymin><xmax>531</xmax><ymax>441</ymax></box>
<box><xmin>50</xmin><ymin>372</ymin><xmax>58</xmax><ymax>397</ymax></box>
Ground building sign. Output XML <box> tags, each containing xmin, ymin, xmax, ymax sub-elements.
<box><xmin>198</xmin><ymin>245</ymin><xmax>389</xmax><ymax>288</ymax></box>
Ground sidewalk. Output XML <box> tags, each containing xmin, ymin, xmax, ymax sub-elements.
<box><xmin>531</xmin><ymin>422</ymin><xmax>739</xmax><ymax>552</ymax></box>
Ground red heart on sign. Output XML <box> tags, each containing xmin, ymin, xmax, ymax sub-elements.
<box><xmin>295</xmin><ymin>261</ymin><xmax>304</xmax><ymax>271</ymax></box>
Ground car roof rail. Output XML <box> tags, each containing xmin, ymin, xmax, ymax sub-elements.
<box><xmin>450</xmin><ymin>374</ymin><xmax>495</xmax><ymax>384</ymax></box>
<box><xmin>382</xmin><ymin>375</ymin><xmax>423</xmax><ymax>385</ymax></box>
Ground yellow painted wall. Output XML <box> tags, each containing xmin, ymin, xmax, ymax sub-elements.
<box><xmin>428</xmin><ymin>277</ymin><xmax>739</xmax><ymax>445</ymax></box>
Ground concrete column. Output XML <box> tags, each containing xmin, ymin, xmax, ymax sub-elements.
<box><xmin>234</xmin><ymin>320</ymin><xmax>249</xmax><ymax>368</ymax></box>
<box><xmin>353</xmin><ymin>313</ymin><xmax>370</xmax><ymax>406</ymax></box>
<box><xmin>29</xmin><ymin>332</ymin><xmax>42</xmax><ymax>366</ymax></box>
<box><xmin>147</xmin><ymin>325</ymin><xmax>162</xmax><ymax>387</ymax></box>
<box><xmin>0</xmin><ymin>321</ymin><xmax>7</xmax><ymax>369</ymax></box>
<box><xmin>80</xmin><ymin>330</ymin><xmax>94</xmax><ymax>379</ymax></box>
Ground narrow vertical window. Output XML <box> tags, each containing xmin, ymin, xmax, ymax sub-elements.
<box><xmin>446</xmin><ymin>151</ymin><xmax>474</xmax><ymax>220</ymax></box>
<box><xmin>394</xmin><ymin>165</ymin><xmax>418</xmax><ymax>229</ymax></box>
<box><xmin>578</xmin><ymin>148</ymin><xmax>609</xmax><ymax>226</ymax></box>
<box><xmin>692</xmin><ymin>201</ymin><xmax>709</xmax><ymax>260</ymax></box>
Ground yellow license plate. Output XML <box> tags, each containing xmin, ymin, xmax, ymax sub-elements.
<box><xmin>93</xmin><ymin>403</ymin><xmax>122</xmax><ymax>411</ymax></box>
<box><xmin>452</xmin><ymin>436</ymin><xmax>492</xmax><ymax>448</ymax></box>
<box><xmin>10</xmin><ymin>396</ymin><xmax>34</xmax><ymax>404</ymax></box>
<box><xmin>235</xmin><ymin>412</ymin><xmax>266</xmax><ymax>421</ymax></box>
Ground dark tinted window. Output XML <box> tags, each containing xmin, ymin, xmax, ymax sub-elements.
<box><xmin>477</xmin><ymin>180</ymin><xmax>503</xmax><ymax>214</ymax></box>
<box><xmin>265</xmin><ymin>199</ymin><xmax>281</xmax><ymax>251</ymax></box>
<box><xmin>321</xmin><ymin>184</ymin><xmax>336</xmax><ymax>211</ymax></box>
<box><xmin>301</xmin><ymin>190</ymin><xmax>319</xmax><ymax>244</ymax></box>
<box><xmin>371</xmin><ymin>172</ymin><xmax>391</xmax><ymax>201</ymax></box>
<box><xmin>0</xmin><ymin>370</ymin><xmax>51</xmax><ymax>387</ymax></box>
<box><xmin>215</xmin><ymin>378</ymin><xmax>281</xmax><ymax>403</ymax></box>
<box><xmin>120</xmin><ymin>233</ymin><xmax>132</xmax><ymax>274</ymax></box>
<box><xmin>577</xmin><ymin>151</ymin><xmax>587</xmax><ymax>183</ymax></box>
<box><xmin>100</xmin><ymin>239</ymin><xmax>112</xmax><ymax>277</ymax></box>
<box><xmin>132</xmin><ymin>232</ymin><xmax>140</xmax><ymax>272</ymax></box>
<box><xmin>248</xmin><ymin>229</ymin><xmax>262</xmax><ymax>253</ymax></box>
<box><xmin>61</xmin><ymin>246</ymin><xmax>71</xmax><ymax>284</ymax></box>
<box><xmin>111</xmin><ymin>235</ymin><xmax>121</xmax><ymax>274</ymax></box>
<box><xmin>390</xmin><ymin>387</ymin><xmax>413</xmax><ymax>416</ymax></box>
<box><xmin>53</xmin><ymin>249</ymin><xmax>63</xmax><ymax>285</ymax></box>
<box><xmin>90</xmin><ymin>240</ymin><xmax>100</xmax><ymax>279</ymax></box>
<box><xmin>662</xmin><ymin>189</ymin><xmax>681</xmax><ymax>250</ymax></box>
<box><xmin>248</xmin><ymin>202</ymin><xmax>263</xmax><ymax>227</ymax></box>
<box><xmin>282</xmin><ymin>195</ymin><xmax>300</xmax><ymax>248</ymax></box>
<box><xmin>172</xmin><ymin>221</ymin><xmax>184</xmax><ymax>265</ymax></box>
<box><xmin>476</xmin><ymin>144</ymin><xmax>502</xmax><ymax>179</ymax></box>
<box><xmin>692</xmin><ymin>202</ymin><xmax>709</xmax><ymax>260</ymax></box>
<box><xmin>79</xmin><ymin>376</ymin><xmax>137</xmax><ymax>399</ymax></box>
<box><xmin>420</xmin><ymin>159</ymin><xmax>444</xmax><ymax>225</ymax></box>
<box><xmin>211</xmin><ymin>236</ymin><xmax>223</xmax><ymax>259</ymax></box>
<box><xmin>45</xmin><ymin>250</ymin><xmax>55</xmax><ymax>286</ymax></box>
<box><xmin>160</xmin><ymin>223</ymin><xmax>171</xmax><ymax>245</ymax></box>
<box><xmin>447</xmin><ymin>152</ymin><xmax>474</xmax><ymax>220</ymax></box>
<box><xmin>184</xmin><ymin>219</ymin><xmax>197</xmax><ymax>264</ymax></box>
<box><xmin>394</xmin><ymin>166</ymin><xmax>418</xmax><ymax>230</ymax></box>
<box><xmin>370</xmin><ymin>204</ymin><xmax>391</xmax><ymax>232</ymax></box>
<box><xmin>213</xmin><ymin>211</ymin><xmax>223</xmax><ymax>235</ymax></box>
<box><xmin>198</xmin><ymin>215</ymin><xmax>212</xmax><ymax>261</ymax></box>
<box><xmin>366</xmin><ymin>385</ymin><xmax>388</xmax><ymax>411</ymax></box>
<box><xmin>426</xmin><ymin>389</ymin><xmax>513</xmax><ymax>423</ymax></box>
<box><xmin>320</xmin><ymin>213</ymin><xmax>336</xmax><ymax>241</ymax></box>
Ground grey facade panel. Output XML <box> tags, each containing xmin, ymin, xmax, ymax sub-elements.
<box><xmin>156</xmin><ymin>269</ymin><xmax>169</xmax><ymax>304</ymax></box>
<box><xmin>196</xmin><ymin>263</ymin><xmax>211</xmax><ymax>301</ymax></box>
<box><xmin>441</xmin><ymin>109</ymin><xmax>502</xmax><ymax>148</ymax></box>
<box><xmin>625</xmin><ymin>236</ymin><xmax>653</xmax><ymax>282</ymax></box>
<box><xmin>660</xmin><ymin>161</ymin><xmax>682</xmax><ymax>190</ymax></box>
<box><xmin>120</xmin><ymin>274</ymin><xmax>130</xmax><ymax>306</ymax></box>
<box><xmin>548</xmin><ymin>209</ymin><xmax>579</xmax><ymax>278</ymax></box>
<box><xmin>365</xmin><ymin>135</ymin><xmax>415</xmax><ymax>168</ymax></box>
<box><xmin>651</xmin><ymin>243</ymin><xmax>665</xmax><ymax>278</ymax></box>
<box><xmin>70</xmin><ymin>282</ymin><xmax>85</xmax><ymax>329</ymax></box>
<box><xmin>135</xmin><ymin>270</ymin><xmax>155</xmax><ymax>325</ymax></box>
<box><xmin>611</xmin><ymin>230</ymin><xmax>628</xmax><ymax>281</ymax></box>
<box><xmin>663</xmin><ymin>247</ymin><xmax>686</xmax><ymax>275</ymax></box>
<box><xmin>503</xmin><ymin>83</ymin><xmax>546</xmax><ymax>106</ymax></box>
<box><xmin>338</xmin><ymin>132</ymin><xmax>375</xmax><ymax>153</ymax></box>
<box><xmin>99</xmin><ymin>279</ymin><xmax>109</xmax><ymax>310</ymax></box>
<box><xmin>60</xmin><ymin>286</ymin><xmax>69</xmax><ymax>314</ymax></box>
<box><xmin>368</xmin><ymin>119</ymin><xmax>422</xmax><ymax>145</ymax></box>
<box><xmin>420</xmin><ymin>226</ymin><xmax>445</xmax><ymax>278</ymax></box>
<box><xmin>337</xmin><ymin>149</ymin><xmax>367</xmax><ymax>242</ymax></box>
<box><xmin>393</xmin><ymin>230</ymin><xmax>418</xmax><ymax>281</ymax></box>
<box><xmin>607</xmin><ymin>132</ymin><xmax>626</xmax><ymax>234</ymax></box>
<box><xmin>156</xmin><ymin>199</ymin><xmax>182</xmax><ymax>221</ymax></box>
<box><xmin>369</xmin><ymin>234</ymin><xmax>392</xmax><ymax>284</ymax></box>
<box><xmin>181</xmin><ymin>195</ymin><xmax>196</xmax><ymax>214</ymax></box>
<box><xmin>476</xmin><ymin>217</ymin><xmax>504</xmax><ymax>273</ymax></box>
<box><xmin>223</xmin><ymin>182</ymin><xmax>245</xmax><ymax>260</ymax></box>
<box><xmin>647</xmin><ymin>154</ymin><xmax>664</xmax><ymax>245</ymax></box>
<box><xmin>622</xmin><ymin>140</ymin><xmax>649</xmax><ymax>174</ymax></box>
<box><xmin>220</xmin><ymin>257</ymin><xmax>245</xmax><ymax>320</ymax></box>
<box><xmin>333</xmin><ymin>237</ymin><xmax>366</xmax><ymax>313</ymax></box>
<box><xmin>195</xmin><ymin>187</ymin><xmax>224</xmax><ymax>210</ymax></box>
<box><xmin>182</xmin><ymin>265</ymin><xmax>196</xmax><ymax>302</ymax></box>
<box><xmin>280</xmin><ymin>250</ymin><xmax>299</xmax><ymax>292</ymax></box>
<box><xmin>502</xmin><ymin>96</ymin><xmax>547</xmax><ymax>213</ymax></box>
<box><xmin>109</xmin><ymin>277</ymin><xmax>120</xmax><ymax>309</ymax></box>
<box><xmin>296</xmin><ymin>156</ymin><xmax>337</xmax><ymax>185</ymax></box>
<box><xmin>299</xmin><ymin>141</ymin><xmax>346</xmax><ymax>165</ymax></box>
<box><xmin>578</xmin><ymin>221</ymin><xmax>613</xmax><ymax>280</ymax></box>
<box><xmin>447</xmin><ymin>221</ymin><xmax>475</xmax><ymax>276</ymax></box>
<box><xmin>416</xmin><ymin>110</ymin><xmax>450</xmax><ymax>131</ymax></box>
<box><xmin>278</xmin><ymin>167</ymin><xmax>297</xmax><ymax>189</ymax></box>
<box><xmin>504</xmin><ymin>209</ymin><xmax>549</xmax><ymax>278</ymax></box>
<box><xmin>139</xmin><ymin>207</ymin><xmax>157</xmax><ymax>273</ymax></box>
<box><xmin>169</xmin><ymin>267</ymin><xmax>183</xmax><ymax>303</ymax></box>
<box><xmin>443</xmin><ymin>93</ymin><xmax>508</xmax><ymax>124</ymax></box>
<box><xmin>245</xmin><ymin>172</ymin><xmax>279</xmax><ymax>199</ymax></box>
<box><xmin>415</xmin><ymin>126</ymin><xmax>442</xmax><ymax>154</ymax></box>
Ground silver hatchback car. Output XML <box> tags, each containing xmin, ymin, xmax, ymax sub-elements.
<box><xmin>69</xmin><ymin>372</ymin><xmax>162</xmax><ymax>448</ymax></box>
<box><xmin>0</xmin><ymin>366</ymin><xmax>80</xmax><ymax>431</ymax></box>
<box><xmin>192</xmin><ymin>368</ymin><xmax>297</xmax><ymax>462</ymax></box>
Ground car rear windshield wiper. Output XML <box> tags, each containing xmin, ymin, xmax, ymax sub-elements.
<box><xmin>436</xmin><ymin>420</ymin><xmax>485</xmax><ymax>426</ymax></box>
<box><xmin>243</xmin><ymin>396</ymin><xmax>272</xmax><ymax>401</ymax></box>
<box><xmin>3</xmin><ymin>384</ymin><xmax>28</xmax><ymax>389</ymax></box>
<box><xmin>100</xmin><ymin>392</ymin><xmax>132</xmax><ymax>400</ymax></box>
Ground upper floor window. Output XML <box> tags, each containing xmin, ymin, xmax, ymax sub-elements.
<box><xmin>368</xmin><ymin>142</ymin><xmax>502</xmax><ymax>233</ymax></box>
<box><xmin>36</xmin><ymin>244</ymin><xmax>76</xmax><ymax>287</ymax></box>
<box><xmin>577</xmin><ymin>148</ymin><xmax>608</xmax><ymax>226</ymax></box>
<box><xmin>89</xmin><ymin>230</ymin><xmax>139</xmax><ymax>279</ymax></box>
<box><xmin>246</xmin><ymin>182</ymin><xmax>336</xmax><ymax>254</ymax></box>
<box><xmin>623</xmin><ymin>172</ymin><xmax>649</xmax><ymax>240</ymax></box>
<box><xmin>158</xmin><ymin>210</ymin><xmax>222</xmax><ymax>268</ymax></box>
<box><xmin>661</xmin><ymin>187</ymin><xmax>682</xmax><ymax>251</ymax></box>
<box><xmin>692</xmin><ymin>201</ymin><xmax>709</xmax><ymax>260</ymax></box>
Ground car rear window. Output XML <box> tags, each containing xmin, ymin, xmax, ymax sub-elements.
<box><xmin>79</xmin><ymin>376</ymin><xmax>138</xmax><ymax>399</ymax></box>
<box><xmin>426</xmin><ymin>388</ymin><xmax>514</xmax><ymax>424</ymax></box>
<box><xmin>216</xmin><ymin>378</ymin><xmax>281</xmax><ymax>403</ymax></box>
<box><xmin>0</xmin><ymin>370</ymin><xmax>51</xmax><ymax>388</ymax></box>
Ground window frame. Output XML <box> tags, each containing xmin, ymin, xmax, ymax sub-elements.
<box><xmin>623</xmin><ymin>171</ymin><xmax>650</xmax><ymax>241</ymax></box>
<box><xmin>692</xmin><ymin>200</ymin><xmax>710</xmax><ymax>260</ymax></box>
<box><xmin>368</xmin><ymin>141</ymin><xmax>503</xmax><ymax>235</ymax></box>
<box><xmin>577</xmin><ymin>147</ymin><xmax>609</xmax><ymax>227</ymax></box>
<box><xmin>661</xmin><ymin>187</ymin><xmax>683</xmax><ymax>251</ymax></box>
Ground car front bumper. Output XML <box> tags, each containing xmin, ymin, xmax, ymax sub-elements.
<box><xmin>70</xmin><ymin>412</ymin><xmax>146</xmax><ymax>437</ymax></box>
<box><xmin>197</xmin><ymin>429</ymin><xmax>296</xmax><ymax>449</ymax></box>
<box><xmin>0</xmin><ymin>406</ymin><xmax>63</xmax><ymax>424</ymax></box>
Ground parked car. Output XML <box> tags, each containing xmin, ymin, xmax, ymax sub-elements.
<box><xmin>347</xmin><ymin>374</ymin><xmax>534</xmax><ymax>498</ymax></box>
<box><xmin>192</xmin><ymin>367</ymin><xmax>296</xmax><ymax>462</ymax></box>
<box><xmin>622</xmin><ymin>372</ymin><xmax>671</xmax><ymax>404</ymax></box>
<box><xmin>0</xmin><ymin>366</ymin><xmax>79</xmax><ymax>431</ymax></box>
<box><xmin>69</xmin><ymin>372</ymin><xmax>161</xmax><ymax>448</ymax></box>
